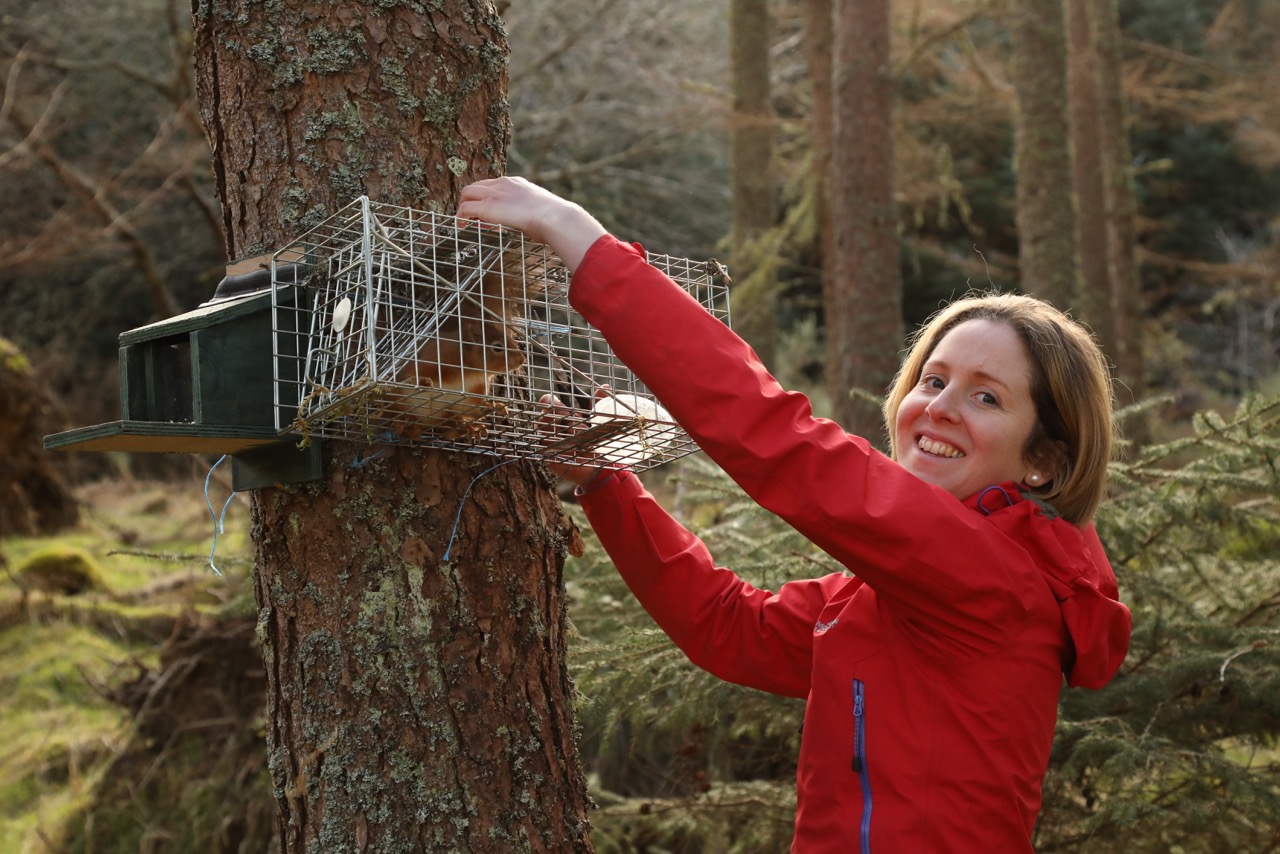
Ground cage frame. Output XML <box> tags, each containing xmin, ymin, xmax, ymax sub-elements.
<box><xmin>269</xmin><ymin>195</ymin><xmax>731</xmax><ymax>473</ymax></box>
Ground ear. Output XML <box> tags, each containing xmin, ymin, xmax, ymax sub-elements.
<box><xmin>1024</xmin><ymin>438</ymin><xmax>1068</xmax><ymax>489</ymax></box>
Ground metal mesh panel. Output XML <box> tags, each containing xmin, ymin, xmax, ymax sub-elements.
<box><xmin>270</xmin><ymin>196</ymin><xmax>731</xmax><ymax>472</ymax></box>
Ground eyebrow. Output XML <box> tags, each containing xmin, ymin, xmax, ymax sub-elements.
<box><xmin>922</xmin><ymin>359</ymin><xmax>1015</xmax><ymax>392</ymax></box>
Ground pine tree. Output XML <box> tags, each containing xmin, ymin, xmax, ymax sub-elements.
<box><xmin>1038</xmin><ymin>395</ymin><xmax>1280</xmax><ymax>851</ymax></box>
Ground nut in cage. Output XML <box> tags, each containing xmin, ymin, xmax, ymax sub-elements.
<box><xmin>271</xmin><ymin>196</ymin><xmax>731</xmax><ymax>472</ymax></box>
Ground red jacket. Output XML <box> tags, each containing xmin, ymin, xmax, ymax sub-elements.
<box><xmin>571</xmin><ymin>236</ymin><xmax>1132</xmax><ymax>852</ymax></box>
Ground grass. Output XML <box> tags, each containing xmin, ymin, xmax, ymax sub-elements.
<box><xmin>0</xmin><ymin>475</ymin><xmax>255</xmax><ymax>853</ymax></box>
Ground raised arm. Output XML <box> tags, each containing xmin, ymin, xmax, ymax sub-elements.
<box><xmin>459</xmin><ymin>178</ymin><xmax>1048</xmax><ymax>651</ymax></box>
<box><xmin>567</xmin><ymin>236</ymin><xmax>1049</xmax><ymax>645</ymax></box>
<box><xmin>458</xmin><ymin>177</ymin><xmax>606</xmax><ymax>274</ymax></box>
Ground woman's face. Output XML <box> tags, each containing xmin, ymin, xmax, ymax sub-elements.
<box><xmin>893</xmin><ymin>318</ymin><xmax>1042</xmax><ymax>502</ymax></box>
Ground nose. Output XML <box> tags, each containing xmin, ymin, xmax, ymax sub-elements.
<box><xmin>925</xmin><ymin>386</ymin><xmax>961</xmax><ymax>423</ymax></box>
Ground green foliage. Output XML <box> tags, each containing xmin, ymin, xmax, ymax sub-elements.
<box><xmin>589</xmin><ymin>780</ymin><xmax>797</xmax><ymax>854</ymax></box>
<box><xmin>1037</xmin><ymin>394</ymin><xmax>1280</xmax><ymax>851</ymax></box>
<box><xmin>0</xmin><ymin>337</ymin><xmax>32</xmax><ymax>375</ymax></box>
<box><xmin>0</xmin><ymin>616</ymin><xmax>131</xmax><ymax>852</ymax></box>
<box><xmin>1119</xmin><ymin>0</ymin><xmax>1220</xmax><ymax>53</ymax></box>
<box><xmin>568</xmin><ymin>457</ymin><xmax>815</xmax><ymax>850</ymax></box>
<box><xmin>0</xmin><ymin>479</ymin><xmax>261</xmax><ymax>852</ymax></box>
<box><xmin>1</xmin><ymin>0</ymin><xmax>1278</xmax><ymax>848</ymax></box>
<box><xmin>1131</xmin><ymin>121</ymin><xmax>1280</xmax><ymax>264</ymax></box>
<box><xmin>6</xmin><ymin>399</ymin><xmax>1278</xmax><ymax>853</ymax></box>
<box><xmin>769</xmin><ymin>0</ymin><xmax>1280</xmax><ymax>401</ymax></box>
<box><xmin>61</xmin><ymin>736</ymin><xmax>274</xmax><ymax>854</ymax></box>
<box><xmin>59</xmin><ymin>618</ymin><xmax>275</xmax><ymax>854</ymax></box>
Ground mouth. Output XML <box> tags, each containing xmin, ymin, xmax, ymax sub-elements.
<box><xmin>917</xmin><ymin>436</ymin><xmax>965</xmax><ymax>459</ymax></box>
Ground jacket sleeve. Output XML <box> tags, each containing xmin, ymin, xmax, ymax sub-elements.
<box><xmin>571</xmin><ymin>236</ymin><xmax>1050</xmax><ymax>652</ymax></box>
<box><xmin>578</xmin><ymin>468</ymin><xmax>852</xmax><ymax>699</ymax></box>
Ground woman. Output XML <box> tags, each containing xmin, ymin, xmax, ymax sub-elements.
<box><xmin>458</xmin><ymin>177</ymin><xmax>1131</xmax><ymax>853</ymax></box>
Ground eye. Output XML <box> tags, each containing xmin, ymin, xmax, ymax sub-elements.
<box><xmin>977</xmin><ymin>391</ymin><xmax>1000</xmax><ymax>406</ymax></box>
<box><xmin>922</xmin><ymin>375</ymin><xmax>945</xmax><ymax>390</ymax></box>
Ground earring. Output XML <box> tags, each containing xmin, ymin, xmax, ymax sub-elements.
<box><xmin>1026</xmin><ymin>473</ymin><xmax>1043</xmax><ymax>486</ymax></box>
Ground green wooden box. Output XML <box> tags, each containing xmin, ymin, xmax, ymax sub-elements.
<box><xmin>44</xmin><ymin>286</ymin><xmax>321</xmax><ymax>490</ymax></box>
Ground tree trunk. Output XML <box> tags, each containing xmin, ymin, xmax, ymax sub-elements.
<box><xmin>1010</xmin><ymin>0</ymin><xmax>1080</xmax><ymax>311</ymax></box>
<box><xmin>190</xmin><ymin>2</ymin><xmax>593</xmax><ymax>850</ymax></box>
<box><xmin>829</xmin><ymin>0</ymin><xmax>901</xmax><ymax>445</ymax></box>
<box><xmin>1067</xmin><ymin>0</ymin><xmax>1114</xmax><ymax>345</ymax></box>
<box><xmin>729</xmin><ymin>0</ymin><xmax>778</xmax><ymax>366</ymax></box>
<box><xmin>1092</xmin><ymin>0</ymin><xmax>1146</xmax><ymax>414</ymax></box>
<box><xmin>805</xmin><ymin>0</ymin><xmax>835</xmax><ymax>391</ymax></box>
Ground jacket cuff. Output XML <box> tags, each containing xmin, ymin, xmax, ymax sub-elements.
<box><xmin>572</xmin><ymin>234</ymin><xmax>645</xmax><ymax>289</ymax></box>
<box><xmin>575</xmin><ymin>467</ymin><xmax>640</xmax><ymax>502</ymax></box>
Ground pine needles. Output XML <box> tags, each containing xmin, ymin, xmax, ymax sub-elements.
<box><xmin>1045</xmin><ymin>393</ymin><xmax>1280</xmax><ymax>852</ymax></box>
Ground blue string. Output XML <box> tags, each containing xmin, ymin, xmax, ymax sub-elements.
<box><xmin>350</xmin><ymin>444</ymin><xmax>393</xmax><ymax>468</ymax></box>
<box><xmin>441</xmin><ymin>458</ymin><xmax>520</xmax><ymax>563</ymax></box>
<box><xmin>339</xmin><ymin>437</ymin><xmax>520</xmax><ymax>562</ymax></box>
<box><xmin>976</xmin><ymin>485</ymin><xmax>1014</xmax><ymax>516</ymax></box>
<box><xmin>204</xmin><ymin>455</ymin><xmax>236</xmax><ymax>576</ymax></box>
<box><xmin>349</xmin><ymin>433</ymin><xmax>407</xmax><ymax>468</ymax></box>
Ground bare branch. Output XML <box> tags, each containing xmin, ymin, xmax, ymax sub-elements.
<box><xmin>0</xmin><ymin>71</ymin><xmax>70</xmax><ymax>170</ymax></box>
<box><xmin>0</xmin><ymin>43</ymin><xmax>33</xmax><ymax>131</ymax></box>
<box><xmin>7</xmin><ymin>103</ymin><xmax>178</xmax><ymax>316</ymax></box>
<box><xmin>509</xmin><ymin>0</ymin><xmax>625</xmax><ymax>86</ymax></box>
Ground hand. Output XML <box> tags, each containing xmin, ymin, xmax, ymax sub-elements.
<box><xmin>536</xmin><ymin>392</ymin><xmax>617</xmax><ymax>489</ymax></box>
<box><xmin>457</xmin><ymin>177</ymin><xmax>608</xmax><ymax>273</ymax></box>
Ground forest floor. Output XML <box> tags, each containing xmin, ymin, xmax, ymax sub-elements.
<box><xmin>0</xmin><ymin>464</ymin><xmax>787</xmax><ymax>853</ymax></box>
<box><xmin>0</xmin><ymin>472</ymin><xmax>274</xmax><ymax>853</ymax></box>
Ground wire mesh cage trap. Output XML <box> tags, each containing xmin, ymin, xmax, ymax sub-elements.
<box><xmin>271</xmin><ymin>196</ymin><xmax>731</xmax><ymax>472</ymax></box>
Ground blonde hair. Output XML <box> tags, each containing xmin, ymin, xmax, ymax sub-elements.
<box><xmin>882</xmin><ymin>292</ymin><xmax>1115</xmax><ymax>526</ymax></box>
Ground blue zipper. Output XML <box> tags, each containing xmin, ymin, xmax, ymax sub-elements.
<box><xmin>853</xmin><ymin>679</ymin><xmax>872</xmax><ymax>853</ymax></box>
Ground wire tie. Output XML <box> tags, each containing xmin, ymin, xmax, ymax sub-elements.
<box><xmin>350</xmin><ymin>437</ymin><xmax>399</xmax><ymax>471</ymax></box>
<box><xmin>204</xmin><ymin>455</ymin><xmax>237</xmax><ymax>577</ymax></box>
<box><xmin>442</xmin><ymin>458</ymin><xmax>520</xmax><ymax>563</ymax></box>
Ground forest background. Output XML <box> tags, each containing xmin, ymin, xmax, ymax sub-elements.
<box><xmin>1</xmin><ymin>0</ymin><xmax>1279</xmax><ymax>851</ymax></box>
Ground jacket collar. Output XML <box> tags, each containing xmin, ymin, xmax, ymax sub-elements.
<box><xmin>964</xmin><ymin>481</ymin><xmax>1060</xmax><ymax>519</ymax></box>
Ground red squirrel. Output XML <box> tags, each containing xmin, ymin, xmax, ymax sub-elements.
<box><xmin>386</xmin><ymin>260</ymin><xmax>535</xmax><ymax>441</ymax></box>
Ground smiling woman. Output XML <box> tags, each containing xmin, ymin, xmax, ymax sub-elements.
<box><xmin>892</xmin><ymin>318</ymin><xmax>1043</xmax><ymax>508</ymax></box>
<box><xmin>884</xmin><ymin>293</ymin><xmax>1115</xmax><ymax>526</ymax></box>
<box><xmin>457</xmin><ymin>176</ymin><xmax>1132</xmax><ymax>854</ymax></box>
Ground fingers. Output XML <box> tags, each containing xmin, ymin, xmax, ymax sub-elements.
<box><xmin>536</xmin><ymin>394</ymin><xmax>571</xmax><ymax>441</ymax></box>
<box><xmin>536</xmin><ymin>392</ymin><xmax>612</xmax><ymax>487</ymax></box>
<box><xmin>457</xmin><ymin>178</ymin><xmax>605</xmax><ymax>270</ymax></box>
<box><xmin>457</xmin><ymin>177</ymin><xmax>536</xmax><ymax>222</ymax></box>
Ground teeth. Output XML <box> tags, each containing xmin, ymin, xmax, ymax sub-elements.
<box><xmin>918</xmin><ymin>437</ymin><xmax>964</xmax><ymax>458</ymax></box>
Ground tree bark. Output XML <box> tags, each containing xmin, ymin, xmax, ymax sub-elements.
<box><xmin>192</xmin><ymin>0</ymin><xmax>513</xmax><ymax>259</ymax></box>
<box><xmin>805</xmin><ymin>0</ymin><xmax>835</xmax><ymax>380</ymax></box>
<box><xmin>829</xmin><ymin>0</ymin><xmax>901</xmax><ymax>445</ymax></box>
<box><xmin>1092</xmin><ymin>0</ymin><xmax>1145</xmax><ymax>413</ymax></box>
<box><xmin>1067</xmin><ymin>0</ymin><xmax>1114</xmax><ymax>345</ymax></box>
<box><xmin>1010</xmin><ymin>0</ymin><xmax>1080</xmax><ymax>311</ymax></box>
<box><xmin>190</xmin><ymin>2</ymin><xmax>593</xmax><ymax>850</ymax></box>
<box><xmin>729</xmin><ymin>0</ymin><xmax>777</xmax><ymax>366</ymax></box>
